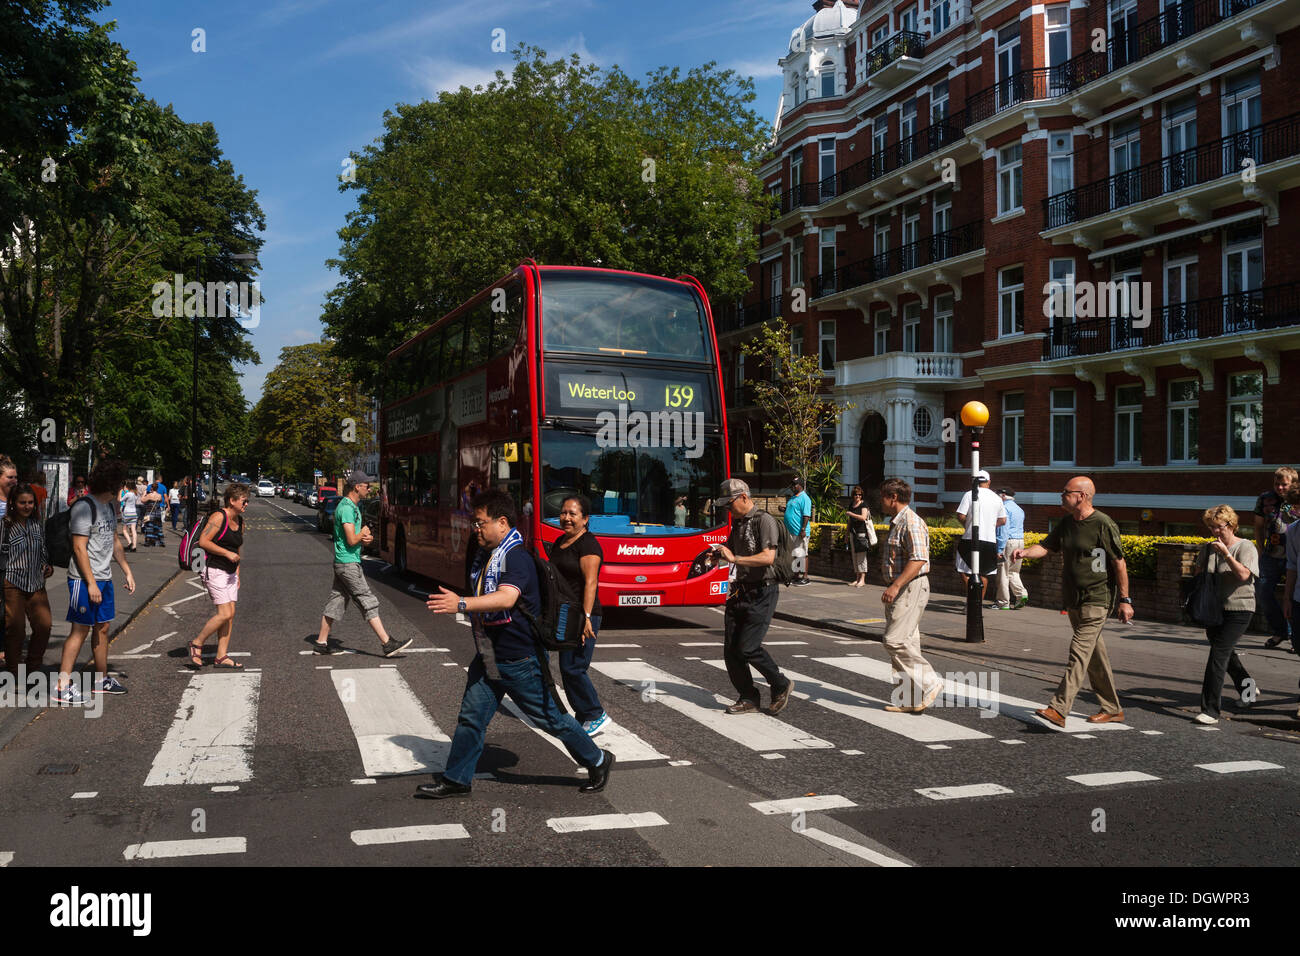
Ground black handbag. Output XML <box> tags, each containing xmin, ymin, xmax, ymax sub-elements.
<box><xmin>851</xmin><ymin>530</ymin><xmax>871</xmax><ymax>550</ymax></box>
<box><xmin>1183</xmin><ymin>546</ymin><xmax>1223</xmax><ymax>627</ymax></box>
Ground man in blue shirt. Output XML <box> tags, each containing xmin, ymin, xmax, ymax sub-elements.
<box><xmin>420</xmin><ymin>489</ymin><xmax>613</xmax><ymax>799</ymax></box>
<box><xmin>781</xmin><ymin>477</ymin><xmax>813</xmax><ymax>586</ymax></box>
<box><xmin>994</xmin><ymin>489</ymin><xmax>1029</xmax><ymax>609</ymax></box>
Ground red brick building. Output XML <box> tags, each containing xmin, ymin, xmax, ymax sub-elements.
<box><xmin>720</xmin><ymin>0</ymin><xmax>1300</xmax><ymax>533</ymax></box>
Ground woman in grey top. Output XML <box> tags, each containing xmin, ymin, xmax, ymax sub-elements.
<box><xmin>1192</xmin><ymin>505</ymin><xmax>1259</xmax><ymax>724</ymax></box>
<box><xmin>3</xmin><ymin>485</ymin><xmax>53</xmax><ymax>674</ymax></box>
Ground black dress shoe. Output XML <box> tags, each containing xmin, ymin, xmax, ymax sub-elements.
<box><xmin>578</xmin><ymin>750</ymin><xmax>615</xmax><ymax>793</ymax></box>
<box><xmin>414</xmin><ymin>778</ymin><xmax>472</xmax><ymax>799</ymax></box>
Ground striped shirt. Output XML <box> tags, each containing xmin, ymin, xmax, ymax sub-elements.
<box><xmin>3</xmin><ymin>518</ymin><xmax>50</xmax><ymax>592</ymax></box>
<box><xmin>883</xmin><ymin>505</ymin><xmax>930</xmax><ymax>581</ymax></box>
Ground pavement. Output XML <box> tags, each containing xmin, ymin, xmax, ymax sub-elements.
<box><xmin>0</xmin><ymin>497</ymin><xmax>1297</xmax><ymax>869</ymax></box>
<box><xmin>0</xmin><ymin>523</ymin><xmax>183</xmax><ymax>751</ymax></box>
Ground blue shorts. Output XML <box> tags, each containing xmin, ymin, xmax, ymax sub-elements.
<box><xmin>66</xmin><ymin>578</ymin><xmax>115</xmax><ymax>626</ymax></box>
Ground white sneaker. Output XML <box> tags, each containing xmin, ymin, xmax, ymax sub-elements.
<box><xmin>1193</xmin><ymin>712</ymin><xmax>1218</xmax><ymax>724</ymax></box>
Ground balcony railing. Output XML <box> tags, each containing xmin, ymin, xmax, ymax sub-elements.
<box><xmin>811</xmin><ymin>220</ymin><xmax>983</xmax><ymax>298</ymax></box>
<box><xmin>1055</xmin><ymin>0</ymin><xmax>1271</xmax><ymax>95</ymax></box>
<box><xmin>836</xmin><ymin>351</ymin><xmax>963</xmax><ymax>387</ymax></box>
<box><xmin>965</xmin><ymin>66</ymin><xmax>1075</xmax><ymax>127</ymax></box>
<box><xmin>716</xmin><ymin>294</ymin><xmax>782</xmax><ymax>334</ymax></box>
<box><xmin>862</xmin><ymin>31</ymin><xmax>927</xmax><ymax>78</ymax></box>
<box><xmin>1044</xmin><ymin>113</ymin><xmax>1300</xmax><ymax>229</ymax></box>
<box><xmin>1040</xmin><ymin>281</ymin><xmax>1300</xmax><ymax>359</ymax></box>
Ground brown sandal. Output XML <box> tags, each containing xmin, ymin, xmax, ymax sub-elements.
<box><xmin>213</xmin><ymin>656</ymin><xmax>244</xmax><ymax>669</ymax></box>
<box><xmin>188</xmin><ymin>641</ymin><xmax>206</xmax><ymax>668</ymax></box>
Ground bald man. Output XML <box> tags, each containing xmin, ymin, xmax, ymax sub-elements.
<box><xmin>1014</xmin><ymin>477</ymin><xmax>1133</xmax><ymax>727</ymax></box>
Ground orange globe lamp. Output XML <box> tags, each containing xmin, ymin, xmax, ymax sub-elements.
<box><xmin>960</xmin><ymin>401</ymin><xmax>990</xmax><ymax>429</ymax></box>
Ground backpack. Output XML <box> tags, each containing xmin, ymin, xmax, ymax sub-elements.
<box><xmin>761</xmin><ymin>511</ymin><xmax>798</xmax><ymax>586</ymax></box>
<box><xmin>46</xmin><ymin>496</ymin><xmax>98</xmax><ymax>569</ymax></box>
<box><xmin>516</xmin><ymin>543</ymin><xmax>585</xmax><ymax>652</ymax></box>
<box><xmin>179</xmin><ymin>510</ymin><xmax>228</xmax><ymax>571</ymax></box>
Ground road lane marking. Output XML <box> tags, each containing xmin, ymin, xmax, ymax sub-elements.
<box><xmin>765</xmin><ymin>641</ymin><xmax>808</xmax><ymax>646</ymax></box>
<box><xmin>331</xmin><ymin>669</ymin><xmax>450</xmax><ymax>776</ymax></box>
<box><xmin>546</xmin><ymin>812</ymin><xmax>667</xmax><ymax>833</ymax></box>
<box><xmin>500</xmin><ymin>685</ymin><xmax>669</xmax><ymax>764</ymax></box>
<box><xmin>801</xmin><ymin>828</ymin><xmax>911</xmax><ymax>867</ymax></box>
<box><xmin>1065</xmin><ymin>771</ymin><xmax>1160</xmax><ymax>786</ymax></box>
<box><xmin>0</xmin><ymin>852</ymin><xmax>11</xmax><ymax>866</ymax></box>
<box><xmin>1195</xmin><ymin>760</ymin><xmax>1284</xmax><ymax>774</ymax></box>
<box><xmin>351</xmin><ymin>824</ymin><xmax>469</xmax><ymax>845</ymax></box>
<box><xmin>916</xmin><ymin>783</ymin><xmax>1013</xmax><ymax>800</ymax></box>
<box><xmin>124</xmin><ymin>631</ymin><xmax>178</xmax><ymax>655</ymax></box>
<box><xmin>145</xmin><ymin>673</ymin><xmax>261</xmax><ymax>786</ymax></box>
<box><xmin>211</xmin><ymin>785</ymin><xmax>239</xmax><ymax>792</ymax></box>
<box><xmin>71</xmin><ymin>792</ymin><xmax>97</xmax><ymax>799</ymax></box>
<box><xmin>751</xmin><ymin>795</ymin><xmax>856</xmax><ymax>815</ymax></box>
<box><xmin>592</xmin><ymin>660</ymin><xmax>834</xmax><ymax>752</ymax></box>
<box><xmin>123</xmin><ymin>837</ymin><xmax>246</xmax><ymax>860</ymax></box>
<box><xmin>814</xmin><ymin>655</ymin><xmax>1132</xmax><ymax>733</ymax></box>
<box><xmin>760</xmin><ymin>752</ymin><xmax>785</xmax><ymax>759</ymax></box>
<box><xmin>298</xmin><ymin>646</ymin><xmax>448</xmax><ymax>655</ymax></box>
<box><xmin>702</xmin><ymin>661</ymin><xmax>991</xmax><ymax>744</ymax></box>
<box><xmin>678</xmin><ymin>642</ymin><xmax>719</xmax><ymax>647</ymax></box>
<box><xmin>165</xmin><ymin>591</ymin><xmax>207</xmax><ymax>608</ymax></box>
<box><xmin>597</xmin><ymin>644</ymin><xmax>641</xmax><ymax>649</ymax></box>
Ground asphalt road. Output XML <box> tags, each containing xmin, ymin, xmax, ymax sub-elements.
<box><xmin>1</xmin><ymin>494</ymin><xmax>1297</xmax><ymax>868</ymax></box>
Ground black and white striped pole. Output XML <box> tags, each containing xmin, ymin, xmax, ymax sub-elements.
<box><xmin>961</xmin><ymin>401</ymin><xmax>989</xmax><ymax>644</ymax></box>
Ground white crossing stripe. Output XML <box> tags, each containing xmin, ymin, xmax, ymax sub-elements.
<box><xmin>703</xmin><ymin>661</ymin><xmax>992</xmax><ymax>744</ymax></box>
<box><xmin>678</xmin><ymin>642</ymin><xmax>719</xmax><ymax>647</ymax></box>
<box><xmin>164</xmin><ymin>591</ymin><xmax>207</xmax><ymax>608</ymax></box>
<box><xmin>751</xmin><ymin>795</ymin><xmax>856</xmax><ymax>815</ymax></box>
<box><xmin>597</xmin><ymin>644</ymin><xmax>641</xmax><ymax>649</ymax></box>
<box><xmin>71</xmin><ymin>792</ymin><xmax>97</xmax><ymax>799</ymax></box>
<box><xmin>765</xmin><ymin>641</ymin><xmax>809</xmax><ymax>645</ymax></box>
<box><xmin>298</xmin><ymin>646</ymin><xmax>449</xmax><ymax>655</ymax></box>
<box><xmin>1195</xmin><ymin>760</ymin><xmax>1284</xmax><ymax>774</ymax></box>
<box><xmin>592</xmin><ymin>661</ymin><xmax>834</xmax><ymax>752</ymax></box>
<box><xmin>1066</xmin><ymin>771</ymin><xmax>1160</xmax><ymax>786</ymax></box>
<box><xmin>0</xmin><ymin>852</ymin><xmax>11</xmax><ymax>867</ymax></box>
<box><xmin>144</xmin><ymin>673</ymin><xmax>261</xmax><ymax>786</ymax></box>
<box><xmin>351</xmin><ymin>824</ymin><xmax>470</xmax><ymax>845</ymax></box>
<box><xmin>917</xmin><ymin>783</ymin><xmax>1013</xmax><ymax>800</ymax></box>
<box><xmin>815</xmin><ymin>656</ymin><xmax>1132</xmax><ymax>733</ymax></box>
<box><xmin>500</xmin><ymin>685</ymin><xmax>669</xmax><ymax>764</ymax></box>
<box><xmin>331</xmin><ymin>669</ymin><xmax>451</xmax><ymax>776</ymax></box>
<box><xmin>123</xmin><ymin>837</ymin><xmax>246</xmax><ymax>860</ymax></box>
<box><xmin>546</xmin><ymin>812</ymin><xmax>668</xmax><ymax>833</ymax></box>
<box><xmin>802</xmin><ymin>828</ymin><xmax>911</xmax><ymax>867</ymax></box>
<box><xmin>124</xmin><ymin>631</ymin><xmax>177</xmax><ymax>655</ymax></box>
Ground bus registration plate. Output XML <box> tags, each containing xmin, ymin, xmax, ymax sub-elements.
<box><xmin>618</xmin><ymin>594</ymin><xmax>661</xmax><ymax>607</ymax></box>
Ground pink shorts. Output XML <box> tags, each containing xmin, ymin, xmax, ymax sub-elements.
<box><xmin>204</xmin><ymin>567</ymin><xmax>239</xmax><ymax>605</ymax></box>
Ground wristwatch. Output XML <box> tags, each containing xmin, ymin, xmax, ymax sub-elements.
<box><xmin>457</xmin><ymin>599</ymin><xmax>467</xmax><ymax>613</ymax></box>
<box><xmin>1117</xmin><ymin>597</ymin><xmax>1133</xmax><ymax>606</ymax></box>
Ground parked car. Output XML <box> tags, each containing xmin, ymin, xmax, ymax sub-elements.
<box><xmin>257</xmin><ymin>479</ymin><xmax>275</xmax><ymax>497</ymax></box>
<box><xmin>360</xmin><ymin>497</ymin><xmax>381</xmax><ymax>555</ymax></box>
<box><xmin>317</xmin><ymin>492</ymin><xmax>342</xmax><ymax>533</ymax></box>
<box><xmin>294</xmin><ymin>482</ymin><xmax>313</xmax><ymax>504</ymax></box>
<box><xmin>310</xmin><ymin>486</ymin><xmax>337</xmax><ymax>510</ymax></box>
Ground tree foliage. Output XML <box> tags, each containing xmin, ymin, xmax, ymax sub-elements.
<box><xmin>0</xmin><ymin>1</ymin><xmax>261</xmax><ymax>476</ymax></box>
<box><xmin>249</xmin><ymin>343</ymin><xmax>373</xmax><ymax>481</ymax></box>
<box><xmin>741</xmin><ymin>318</ymin><xmax>848</xmax><ymax>482</ymax></box>
<box><xmin>323</xmin><ymin>45</ymin><xmax>774</xmax><ymax>389</ymax></box>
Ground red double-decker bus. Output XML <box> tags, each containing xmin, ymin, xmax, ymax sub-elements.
<box><xmin>378</xmin><ymin>263</ymin><xmax>732</xmax><ymax>608</ymax></box>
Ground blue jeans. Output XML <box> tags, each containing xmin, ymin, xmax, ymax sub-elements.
<box><xmin>1256</xmin><ymin>554</ymin><xmax>1289</xmax><ymax>639</ymax></box>
<box><xmin>559</xmin><ymin>614</ymin><xmax>603</xmax><ymax>722</ymax></box>
<box><xmin>442</xmin><ymin>652</ymin><xmax>603</xmax><ymax>786</ymax></box>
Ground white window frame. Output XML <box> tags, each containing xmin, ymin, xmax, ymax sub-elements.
<box><xmin>819</xmin><ymin>227</ymin><xmax>836</xmax><ymax>283</ymax></box>
<box><xmin>999</xmin><ymin>265</ymin><xmax>1025</xmax><ymax>337</ymax></box>
<box><xmin>931</xmin><ymin>0</ymin><xmax>953</xmax><ymax>37</ymax></box>
<box><xmin>1050</xmin><ymin>388</ymin><xmax>1076</xmax><ymax>465</ymax></box>
<box><xmin>1114</xmin><ymin>384</ymin><xmax>1143</xmax><ymax>464</ymax></box>
<box><xmin>820</xmin><ymin>59</ymin><xmax>836</xmax><ymax>98</ymax></box>
<box><xmin>933</xmin><ymin>293</ymin><xmax>954</xmax><ymax>352</ymax></box>
<box><xmin>1049</xmin><ymin>258</ymin><xmax>1075</xmax><ymax>324</ymax></box>
<box><xmin>819</xmin><ymin>319</ymin><xmax>836</xmax><ymax>371</ymax></box>
<box><xmin>998</xmin><ymin>143</ymin><xmax>1023</xmax><ymax>214</ymax></box>
<box><xmin>874</xmin><ymin>311</ymin><xmax>890</xmax><ymax>354</ymax></box>
<box><xmin>791</xmin><ymin>324</ymin><xmax>803</xmax><ymax>358</ymax></box>
<box><xmin>900</xmin><ymin>4</ymin><xmax>918</xmax><ymax>32</ymax></box>
<box><xmin>1226</xmin><ymin>372</ymin><xmax>1263</xmax><ymax>463</ymax></box>
<box><xmin>902</xmin><ymin>302</ymin><xmax>921</xmax><ymax>353</ymax></box>
<box><xmin>791</xmin><ymin>240</ymin><xmax>804</xmax><ymax>287</ymax></box>
<box><xmin>790</xmin><ymin>148</ymin><xmax>803</xmax><ymax>187</ymax></box>
<box><xmin>818</xmin><ymin>137</ymin><xmax>836</xmax><ymax>181</ymax></box>
<box><xmin>1047</xmin><ymin>131</ymin><xmax>1073</xmax><ymax>197</ymax></box>
<box><xmin>1002</xmin><ymin>392</ymin><xmax>1025</xmax><ymax>464</ymax></box>
<box><xmin>1168</xmin><ymin>378</ymin><xmax>1200</xmax><ymax>464</ymax></box>
<box><xmin>931</xmin><ymin>80</ymin><xmax>949</xmax><ymax>124</ymax></box>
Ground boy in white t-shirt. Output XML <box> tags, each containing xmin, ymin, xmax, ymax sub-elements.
<box><xmin>955</xmin><ymin>470</ymin><xmax>1007</xmax><ymax>605</ymax></box>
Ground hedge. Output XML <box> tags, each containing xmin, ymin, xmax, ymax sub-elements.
<box><xmin>810</xmin><ymin>524</ymin><xmax>1210</xmax><ymax>579</ymax></box>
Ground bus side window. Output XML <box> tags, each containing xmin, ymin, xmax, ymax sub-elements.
<box><xmin>464</xmin><ymin>300</ymin><xmax>489</xmax><ymax>370</ymax></box>
<box><xmin>441</xmin><ymin>316</ymin><xmax>466</xmax><ymax>379</ymax></box>
<box><xmin>423</xmin><ymin>330</ymin><xmax>444</xmax><ymax>391</ymax></box>
<box><xmin>491</xmin><ymin>283</ymin><xmax>523</xmax><ymax>356</ymax></box>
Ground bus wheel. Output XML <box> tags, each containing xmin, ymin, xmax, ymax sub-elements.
<box><xmin>394</xmin><ymin>530</ymin><xmax>408</xmax><ymax>576</ymax></box>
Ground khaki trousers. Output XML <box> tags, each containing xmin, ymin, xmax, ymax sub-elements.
<box><xmin>1049</xmin><ymin>604</ymin><xmax>1121</xmax><ymax>716</ymax></box>
<box><xmin>882</xmin><ymin>576</ymin><xmax>938</xmax><ymax>708</ymax></box>
<box><xmin>997</xmin><ymin>539</ymin><xmax>1027</xmax><ymax>605</ymax></box>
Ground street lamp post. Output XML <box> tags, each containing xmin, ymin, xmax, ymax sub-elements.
<box><xmin>960</xmin><ymin>400</ymin><xmax>990</xmax><ymax>644</ymax></box>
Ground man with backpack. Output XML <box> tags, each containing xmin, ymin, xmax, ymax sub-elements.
<box><xmin>420</xmin><ymin>489</ymin><xmax>613</xmax><ymax>799</ymax></box>
<box><xmin>708</xmin><ymin>479</ymin><xmax>795</xmax><ymax>716</ymax></box>
<box><xmin>54</xmin><ymin>458</ymin><xmax>136</xmax><ymax>703</ymax></box>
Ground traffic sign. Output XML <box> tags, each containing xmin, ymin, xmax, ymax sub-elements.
<box><xmin>314</xmin><ymin>469</ymin><xmax>323</xmax><ymax>477</ymax></box>
<box><xmin>202</xmin><ymin>448</ymin><xmax>213</xmax><ymax>463</ymax></box>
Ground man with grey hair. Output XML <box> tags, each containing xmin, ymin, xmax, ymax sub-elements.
<box><xmin>311</xmin><ymin>470</ymin><xmax>412</xmax><ymax>657</ymax></box>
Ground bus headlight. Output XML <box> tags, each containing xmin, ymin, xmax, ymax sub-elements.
<box><xmin>688</xmin><ymin>550</ymin><xmax>715</xmax><ymax>579</ymax></box>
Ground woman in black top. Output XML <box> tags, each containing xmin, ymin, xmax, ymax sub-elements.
<box><xmin>845</xmin><ymin>485</ymin><xmax>873</xmax><ymax>587</ymax></box>
<box><xmin>188</xmin><ymin>483</ymin><xmax>250</xmax><ymax>669</ymax></box>
<box><xmin>3</xmin><ymin>485</ymin><xmax>54</xmax><ymax>675</ymax></box>
<box><xmin>552</xmin><ymin>494</ymin><xmax>607</xmax><ymax>735</ymax></box>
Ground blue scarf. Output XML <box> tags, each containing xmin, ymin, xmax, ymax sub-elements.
<box><xmin>471</xmin><ymin>526</ymin><xmax>524</xmax><ymax>625</ymax></box>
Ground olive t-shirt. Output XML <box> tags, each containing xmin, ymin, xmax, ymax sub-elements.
<box><xmin>551</xmin><ymin>532</ymin><xmax>603</xmax><ymax>616</ymax></box>
<box><xmin>726</xmin><ymin>509</ymin><xmax>780</xmax><ymax>585</ymax></box>
<box><xmin>1041</xmin><ymin>510</ymin><xmax>1125</xmax><ymax>609</ymax></box>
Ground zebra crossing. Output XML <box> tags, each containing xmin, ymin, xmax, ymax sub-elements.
<box><xmin>129</xmin><ymin>645</ymin><xmax>1246</xmax><ymax>793</ymax></box>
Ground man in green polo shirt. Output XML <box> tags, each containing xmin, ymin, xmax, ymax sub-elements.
<box><xmin>312</xmin><ymin>471</ymin><xmax>413</xmax><ymax>657</ymax></box>
<box><xmin>1014</xmin><ymin>476</ymin><xmax>1134</xmax><ymax>727</ymax></box>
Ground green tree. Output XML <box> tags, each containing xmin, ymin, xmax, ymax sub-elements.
<box><xmin>250</xmin><ymin>343</ymin><xmax>373</xmax><ymax>480</ymax></box>
<box><xmin>322</xmin><ymin>45</ymin><xmax>774</xmax><ymax>389</ymax></box>
<box><xmin>741</xmin><ymin>317</ymin><xmax>848</xmax><ymax>483</ymax></box>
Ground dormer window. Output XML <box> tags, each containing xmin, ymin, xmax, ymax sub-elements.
<box><xmin>820</xmin><ymin>59</ymin><xmax>836</xmax><ymax>97</ymax></box>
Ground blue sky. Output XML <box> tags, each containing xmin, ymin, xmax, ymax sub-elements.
<box><xmin>98</xmin><ymin>0</ymin><xmax>813</xmax><ymax>405</ymax></box>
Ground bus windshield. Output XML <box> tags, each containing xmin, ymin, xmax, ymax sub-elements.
<box><xmin>540</xmin><ymin>272</ymin><xmax>712</xmax><ymax>361</ymax></box>
<box><xmin>539</xmin><ymin>428</ymin><xmax>724</xmax><ymax>535</ymax></box>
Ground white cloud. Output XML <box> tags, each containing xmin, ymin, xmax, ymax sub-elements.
<box><xmin>404</xmin><ymin>57</ymin><xmax>505</xmax><ymax>98</ymax></box>
<box><xmin>725</xmin><ymin>57</ymin><xmax>783</xmax><ymax>80</ymax></box>
<box><xmin>318</xmin><ymin>5</ymin><xmax>498</xmax><ymax>61</ymax></box>
<box><xmin>662</xmin><ymin>0</ymin><xmax>806</xmax><ymax>45</ymax></box>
